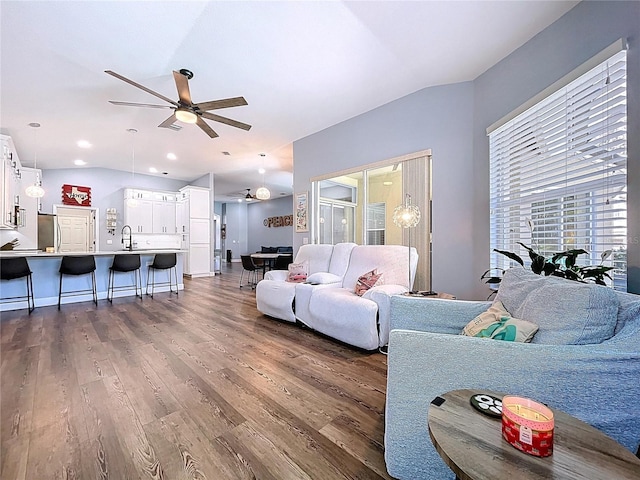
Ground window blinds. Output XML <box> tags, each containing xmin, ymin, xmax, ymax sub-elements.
<box><xmin>489</xmin><ymin>50</ymin><xmax>627</xmax><ymax>290</ymax></box>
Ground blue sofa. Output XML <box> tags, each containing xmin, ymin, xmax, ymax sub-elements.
<box><xmin>384</xmin><ymin>267</ymin><xmax>640</xmax><ymax>479</ymax></box>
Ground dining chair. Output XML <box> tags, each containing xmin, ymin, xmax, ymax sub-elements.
<box><xmin>240</xmin><ymin>255</ymin><xmax>259</xmax><ymax>289</ymax></box>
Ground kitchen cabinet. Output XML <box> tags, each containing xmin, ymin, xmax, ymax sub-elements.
<box><xmin>1</xmin><ymin>135</ymin><xmax>21</xmax><ymax>229</ymax></box>
<box><xmin>179</xmin><ymin>186</ymin><xmax>211</xmax><ymax>277</ymax></box>
<box><xmin>152</xmin><ymin>192</ymin><xmax>176</xmax><ymax>234</ymax></box>
<box><xmin>123</xmin><ymin>189</ymin><xmax>153</xmax><ymax>233</ymax></box>
<box><xmin>124</xmin><ymin>188</ymin><xmax>178</xmax><ymax>234</ymax></box>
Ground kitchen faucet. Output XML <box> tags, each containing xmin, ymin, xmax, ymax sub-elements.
<box><xmin>121</xmin><ymin>225</ymin><xmax>132</xmax><ymax>251</ymax></box>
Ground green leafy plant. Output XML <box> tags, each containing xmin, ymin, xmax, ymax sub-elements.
<box><xmin>481</xmin><ymin>242</ymin><xmax>614</xmax><ymax>287</ymax></box>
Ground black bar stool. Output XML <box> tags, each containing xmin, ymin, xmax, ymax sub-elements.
<box><xmin>0</xmin><ymin>257</ymin><xmax>35</xmax><ymax>313</ymax></box>
<box><xmin>58</xmin><ymin>255</ymin><xmax>97</xmax><ymax>309</ymax></box>
<box><xmin>146</xmin><ymin>253</ymin><xmax>178</xmax><ymax>298</ymax></box>
<box><xmin>107</xmin><ymin>254</ymin><xmax>142</xmax><ymax>302</ymax></box>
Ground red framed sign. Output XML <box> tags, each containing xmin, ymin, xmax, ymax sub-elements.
<box><xmin>62</xmin><ymin>184</ymin><xmax>91</xmax><ymax>206</ymax></box>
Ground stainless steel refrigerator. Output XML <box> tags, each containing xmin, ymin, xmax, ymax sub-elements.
<box><xmin>37</xmin><ymin>213</ymin><xmax>58</xmax><ymax>251</ymax></box>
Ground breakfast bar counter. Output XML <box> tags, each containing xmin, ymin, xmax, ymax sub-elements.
<box><xmin>0</xmin><ymin>250</ymin><xmax>185</xmax><ymax>311</ymax></box>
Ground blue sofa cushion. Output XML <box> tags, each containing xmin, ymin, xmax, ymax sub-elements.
<box><xmin>495</xmin><ymin>267</ymin><xmax>619</xmax><ymax>345</ymax></box>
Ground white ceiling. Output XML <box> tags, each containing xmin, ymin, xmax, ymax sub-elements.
<box><xmin>0</xmin><ymin>1</ymin><xmax>578</xmax><ymax>202</ymax></box>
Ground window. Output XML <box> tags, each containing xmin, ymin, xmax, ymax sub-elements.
<box><xmin>366</xmin><ymin>202</ymin><xmax>386</xmax><ymax>245</ymax></box>
<box><xmin>489</xmin><ymin>50</ymin><xmax>627</xmax><ymax>289</ymax></box>
<box><xmin>310</xmin><ymin>151</ymin><xmax>433</xmax><ymax>291</ymax></box>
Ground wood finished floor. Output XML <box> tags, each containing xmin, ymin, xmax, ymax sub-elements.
<box><xmin>1</xmin><ymin>263</ymin><xmax>392</xmax><ymax>480</ymax></box>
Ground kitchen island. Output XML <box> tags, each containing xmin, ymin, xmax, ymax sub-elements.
<box><xmin>0</xmin><ymin>250</ymin><xmax>185</xmax><ymax>311</ymax></box>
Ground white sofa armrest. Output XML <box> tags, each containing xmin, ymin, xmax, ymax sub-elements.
<box><xmin>263</xmin><ymin>270</ymin><xmax>288</xmax><ymax>282</ymax></box>
<box><xmin>362</xmin><ymin>284</ymin><xmax>408</xmax><ymax>347</ymax></box>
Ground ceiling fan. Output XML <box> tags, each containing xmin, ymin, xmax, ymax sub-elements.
<box><xmin>105</xmin><ymin>68</ymin><xmax>251</xmax><ymax>138</ymax></box>
<box><xmin>230</xmin><ymin>188</ymin><xmax>259</xmax><ymax>201</ymax></box>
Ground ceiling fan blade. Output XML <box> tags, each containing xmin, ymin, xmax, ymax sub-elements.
<box><xmin>109</xmin><ymin>100</ymin><xmax>172</xmax><ymax>109</ymax></box>
<box><xmin>195</xmin><ymin>97</ymin><xmax>248</xmax><ymax>111</ymax></box>
<box><xmin>200</xmin><ymin>112</ymin><xmax>252</xmax><ymax>131</ymax></box>
<box><xmin>173</xmin><ymin>70</ymin><xmax>192</xmax><ymax>105</ymax></box>
<box><xmin>105</xmin><ymin>70</ymin><xmax>179</xmax><ymax>107</ymax></box>
<box><xmin>196</xmin><ymin>117</ymin><xmax>219</xmax><ymax>138</ymax></box>
<box><xmin>158</xmin><ymin>113</ymin><xmax>178</xmax><ymax>128</ymax></box>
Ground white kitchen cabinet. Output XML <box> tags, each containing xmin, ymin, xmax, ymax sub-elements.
<box><xmin>124</xmin><ymin>188</ymin><xmax>178</xmax><ymax>234</ymax></box>
<box><xmin>152</xmin><ymin>198</ymin><xmax>176</xmax><ymax>234</ymax></box>
<box><xmin>123</xmin><ymin>190</ymin><xmax>153</xmax><ymax>233</ymax></box>
<box><xmin>185</xmin><ymin>244</ymin><xmax>211</xmax><ymax>276</ymax></box>
<box><xmin>179</xmin><ymin>186</ymin><xmax>212</xmax><ymax>277</ymax></box>
<box><xmin>1</xmin><ymin>135</ymin><xmax>21</xmax><ymax>229</ymax></box>
<box><xmin>189</xmin><ymin>218</ymin><xmax>210</xmax><ymax>243</ymax></box>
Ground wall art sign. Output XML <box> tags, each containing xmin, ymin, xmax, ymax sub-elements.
<box><xmin>62</xmin><ymin>184</ymin><xmax>91</xmax><ymax>206</ymax></box>
<box><xmin>295</xmin><ymin>192</ymin><xmax>308</xmax><ymax>233</ymax></box>
<box><xmin>263</xmin><ymin>214</ymin><xmax>294</xmax><ymax>228</ymax></box>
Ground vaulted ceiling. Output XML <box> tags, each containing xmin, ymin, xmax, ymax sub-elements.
<box><xmin>0</xmin><ymin>1</ymin><xmax>578</xmax><ymax>201</ymax></box>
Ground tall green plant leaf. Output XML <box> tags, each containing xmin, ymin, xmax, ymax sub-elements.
<box><xmin>493</xmin><ymin>249</ymin><xmax>524</xmax><ymax>266</ymax></box>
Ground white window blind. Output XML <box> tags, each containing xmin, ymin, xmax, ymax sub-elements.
<box><xmin>489</xmin><ymin>50</ymin><xmax>627</xmax><ymax>290</ymax></box>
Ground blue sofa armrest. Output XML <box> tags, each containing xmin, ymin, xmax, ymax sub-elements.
<box><xmin>384</xmin><ymin>330</ymin><xmax>640</xmax><ymax>480</ymax></box>
<box><xmin>390</xmin><ymin>295</ymin><xmax>491</xmax><ymax>334</ymax></box>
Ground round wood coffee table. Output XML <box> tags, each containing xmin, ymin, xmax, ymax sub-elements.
<box><xmin>427</xmin><ymin>389</ymin><xmax>640</xmax><ymax>480</ymax></box>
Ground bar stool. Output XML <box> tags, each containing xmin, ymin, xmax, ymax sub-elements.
<box><xmin>58</xmin><ymin>255</ymin><xmax>97</xmax><ymax>309</ymax></box>
<box><xmin>107</xmin><ymin>254</ymin><xmax>142</xmax><ymax>302</ymax></box>
<box><xmin>0</xmin><ymin>257</ymin><xmax>35</xmax><ymax>313</ymax></box>
<box><xmin>146</xmin><ymin>253</ymin><xmax>178</xmax><ymax>298</ymax></box>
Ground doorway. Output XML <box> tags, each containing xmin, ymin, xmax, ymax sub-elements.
<box><xmin>54</xmin><ymin>206</ymin><xmax>97</xmax><ymax>253</ymax></box>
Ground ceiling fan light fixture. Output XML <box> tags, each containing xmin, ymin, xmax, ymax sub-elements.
<box><xmin>255</xmin><ymin>186</ymin><xmax>271</xmax><ymax>200</ymax></box>
<box><xmin>175</xmin><ymin>108</ymin><xmax>197</xmax><ymax>124</ymax></box>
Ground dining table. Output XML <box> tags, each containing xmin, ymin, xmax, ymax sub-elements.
<box><xmin>250</xmin><ymin>253</ymin><xmax>292</xmax><ymax>277</ymax></box>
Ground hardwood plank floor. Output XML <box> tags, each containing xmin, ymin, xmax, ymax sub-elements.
<box><xmin>1</xmin><ymin>263</ymin><xmax>393</xmax><ymax>479</ymax></box>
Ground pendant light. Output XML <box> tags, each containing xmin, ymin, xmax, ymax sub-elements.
<box><xmin>125</xmin><ymin>128</ymin><xmax>138</xmax><ymax>207</ymax></box>
<box><xmin>255</xmin><ymin>153</ymin><xmax>271</xmax><ymax>200</ymax></box>
<box><xmin>25</xmin><ymin>122</ymin><xmax>45</xmax><ymax>198</ymax></box>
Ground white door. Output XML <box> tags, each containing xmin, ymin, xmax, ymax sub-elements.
<box><xmin>58</xmin><ymin>215</ymin><xmax>88</xmax><ymax>252</ymax></box>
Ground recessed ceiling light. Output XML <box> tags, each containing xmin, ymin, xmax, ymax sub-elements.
<box><xmin>383</xmin><ymin>181</ymin><xmax>393</xmax><ymax>186</ymax></box>
<box><xmin>149</xmin><ymin>167</ymin><xmax>158</xmax><ymax>173</ymax></box>
<box><xmin>74</xmin><ymin>159</ymin><xmax>86</xmax><ymax>166</ymax></box>
<box><xmin>258</xmin><ymin>167</ymin><xmax>266</xmax><ymax>174</ymax></box>
<box><xmin>237</xmin><ymin>198</ymin><xmax>242</xmax><ymax>203</ymax></box>
<box><xmin>77</xmin><ymin>140</ymin><xmax>92</xmax><ymax>148</ymax></box>
<box><xmin>166</xmin><ymin>153</ymin><xmax>177</xmax><ymax>160</ymax></box>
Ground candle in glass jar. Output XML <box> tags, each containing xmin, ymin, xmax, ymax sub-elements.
<box><xmin>502</xmin><ymin>395</ymin><xmax>554</xmax><ymax>457</ymax></box>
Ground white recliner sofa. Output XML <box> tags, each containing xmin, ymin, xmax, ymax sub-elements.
<box><xmin>255</xmin><ymin>243</ymin><xmax>356</xmax><ymax>323</ymax></box>
<box><xmin>304</xmin><ymin>245</ymin><xmax>418</xmax><ymax>350</ymax></box>
<box><xmin>256</xmin><ymin>243</ymin><xmax>418</xmax><ymax>350</ymax></box>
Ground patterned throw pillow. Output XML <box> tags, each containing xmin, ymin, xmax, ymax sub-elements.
<box><xmin>354</xmin><ymin>269</ymin><xmax>384</xmax><ymax>296</ymax></box>
<box><xmin>286</xmin><ymin>261</ymin><xmax>309</xmax><ymax>283</ymax></box>
<box><xmin>461</xmin><ymin>301</ymin><xmax>538</xmax><ymax>342</ymax></box>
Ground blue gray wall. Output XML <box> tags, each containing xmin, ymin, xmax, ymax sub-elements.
<box><xmin>41</xmin><ymin>168</ymin><xmax>188</xmax><ymax>252</ymax></box>
<box><xmin>294</xmin><ymin>82</ymin><xmax>476</xmax><ymax>297</ymax></box>
<box><xmin>247</xmin><ymin>195</ymin><xmax>294</xmax><ymax>253</ymax></box>
<box><xmin>293</xmin><ymin>0</ymin><xmax>640</xmax><ymax>299</ymax></box>
<box><xmin>472</xmin><ymin>0</ymin><xmax>640</xmax><ymax>295</ymax></box>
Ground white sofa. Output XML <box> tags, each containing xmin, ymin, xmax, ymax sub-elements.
<box><xmin>256</xmin><ymin>243</ymin><xmax>356</xmax><ymax>323</ymax></box>
<box><xmin>256</xmin><ymin>243</ymin><xmax>418</xmax><ymax>350</ymax></box>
